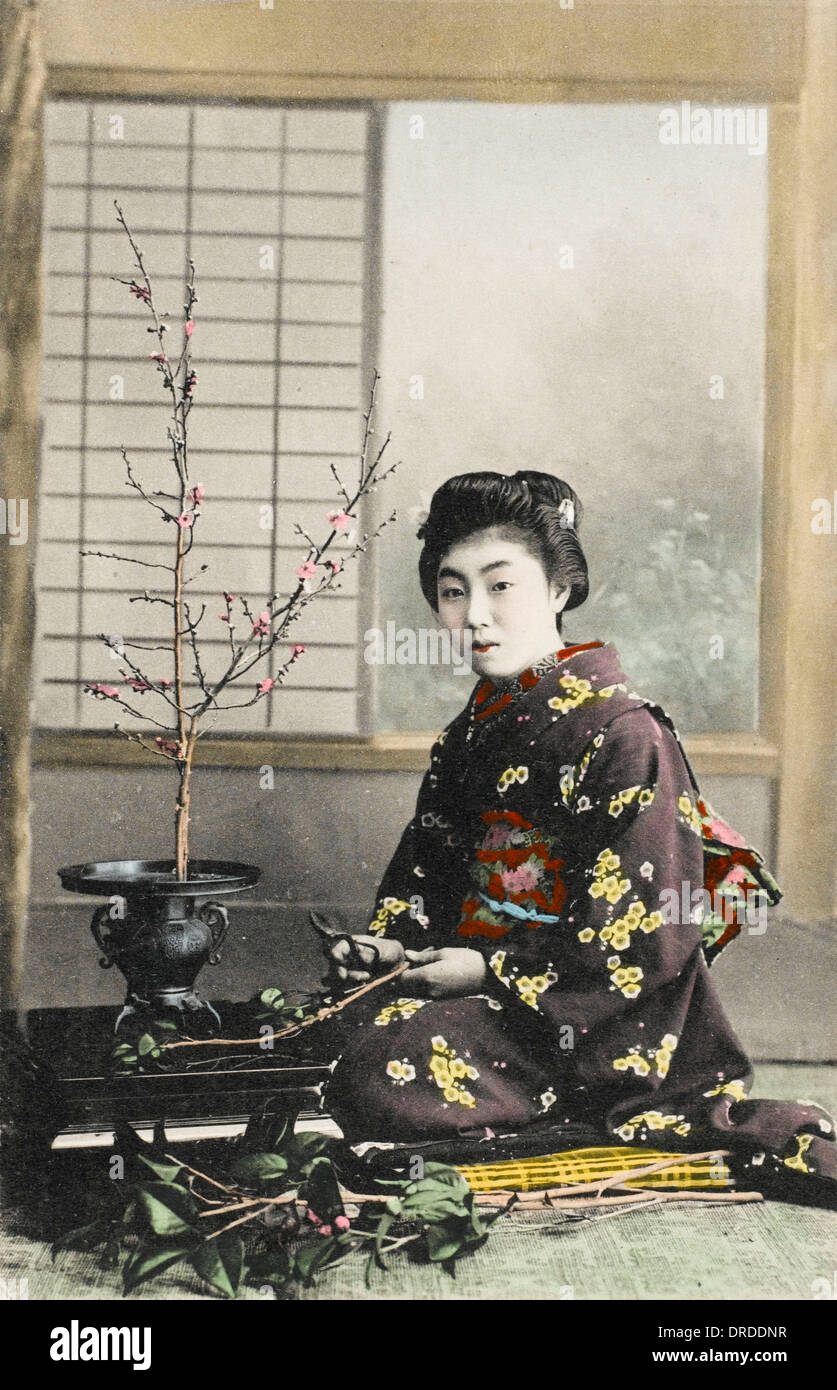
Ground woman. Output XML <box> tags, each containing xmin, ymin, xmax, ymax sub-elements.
<box><xmin>323</xmin><ymin>471</ymin><xmax>836</xmax><ymax>1195</ymax></box>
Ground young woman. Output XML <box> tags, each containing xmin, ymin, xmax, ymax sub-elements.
<box><xmin>322</xmin><ymin>471</ymin><xmax>836</xmax><ymax>1194</ymax></box>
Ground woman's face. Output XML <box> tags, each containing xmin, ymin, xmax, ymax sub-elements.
<box><xmin>435</xmin><ymin>527</ymin><xmax>570</xmax><ymax>681</ymax></box>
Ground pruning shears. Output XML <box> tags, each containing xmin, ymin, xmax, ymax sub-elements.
<box><xmin>309</xmin><ymin>910</ymin><xmax>381</xmax><ymax>982</ymax></box>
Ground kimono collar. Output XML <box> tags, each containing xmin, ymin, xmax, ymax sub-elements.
<box><xmin>473</xmin><ymin>641</ymin><xmax>605</xmax><ymax>724</ymax></box>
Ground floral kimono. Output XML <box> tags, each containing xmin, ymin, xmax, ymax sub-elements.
<box><xmin>324</xmin><ymin>641</ymin><xmax>837</xmax><ymax>1192</ymax></box>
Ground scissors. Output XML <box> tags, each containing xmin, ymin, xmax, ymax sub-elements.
<box><xmin>309</xmin><ymin>910</ymin><xmax>381</xmax><ymax>985</ymax></box>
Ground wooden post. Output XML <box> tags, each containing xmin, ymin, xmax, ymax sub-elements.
<box><xmin>774</xmin><ymin>0</ymin><xmax>837</xmax><ymax>919</ymax></box>
<box><xmin>0</xmin><ymin>0</ymin><xmax>45</xmax><ymax>1008</ymax></box>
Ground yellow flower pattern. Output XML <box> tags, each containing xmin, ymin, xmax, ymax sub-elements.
<box><xmin>497</xmin><ymin>765</ymin><xmax>529</xmax><ymax>795</ymax></box>
<box><xmin>613</xmin><ymin>1032</ymin><xmax>678</xmax><ymax>1080</ymax></box>
<box><xmin>588</xmin><ymin>849</ymin><xmax>631</xmax><ymax>905</ymax></box>
<box><xmin>428</xmin><ymin>1035</ymin><xmax>478</xmax><ymax>1108</ymax></box>
<box><xmin>547</xmin><ymin>677</ymin><xmax>626</xmax><ymax>716</ymax></box>
<box><xmin>599</xmin><ymin>900</ymin><xmax>665</xmax><ymax>952</ymax></box>
<box><xmin>615</xmin><ymin>1111</ymin><xmax>692</xmax><ymax>1142</ymax></box>
<box><xmin>608</xmin><ymin>785</ymin><xmax>656</xmax><ymax>818</ymax></box>
<box><xmin>703</xmin><ymin>1078</ymin><xmax>749</xmax><ymax>1102</ymax></box>
<box><xmin>375</xmin><ymin>997</ymin><xmax>428</xmax><ymax>1026</ymax></box>
<box><xmin>368</xmin><ymin>896</ymin><xmax>413</xmax><ymax>937</ymax></box>
<box><xmin>514</xmin><ymin>971</ymin><xmax>557</xmax><ymax>1010</ymax></box>
<box><xmin>783</xmin><ymin>1133</ymin><xmax>814</xmax><ymax>1173</ymax></box>
<box><xmin>676</xmin><ymin>793</ymin><xmax>703</xmax><ymax>837</ymax></box>
<box><xmin>607</xmin><ymin>959</ymin><xmax>644</xmax><ymax>999</ymax></box>
<box><xmin>385</xmin><ymin>1059</ymin><xmax>416</xmax><ymax>1085</ymax></box>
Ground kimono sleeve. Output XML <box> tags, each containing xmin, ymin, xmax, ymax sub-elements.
<box><xmin>363</xmin><ymin>765</ymin><xmax>461</xmax><ymax>952</ymax></box>
<box><xmin>476</xmin><ymin>707</ymin><xmax>707</xmax><ymax>1043</ymax></box>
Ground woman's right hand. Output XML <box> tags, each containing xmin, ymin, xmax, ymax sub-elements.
<box><xmin>323</xmin><ymin>933</ymin><xmax>406</xmax><ymax>985</ymax></box>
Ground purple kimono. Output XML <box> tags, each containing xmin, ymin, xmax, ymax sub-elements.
<box><xmin>325</xmin><ymin>641</ymin><xmax>836</xmax><ymax>1191</ymax></box>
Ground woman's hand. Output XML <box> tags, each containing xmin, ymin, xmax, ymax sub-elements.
<box><xmin>401</xmin><ymin>947</ymin><xmax>488</xmax><ymax>999</ymax></box>
<box><xmin>323</xmin><ymin>933</ymin><xmax>406</xmax><ymax>985</ymax></box>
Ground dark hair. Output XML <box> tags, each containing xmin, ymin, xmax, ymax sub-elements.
<box><xmin>417</xmin><ymin>471</ymin><xmax>589</xmax><ymax>633</ymax></box>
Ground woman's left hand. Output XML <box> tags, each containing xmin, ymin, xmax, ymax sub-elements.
<box><xmin>402</xmin><ymin>946</ymin><xmax>488</xmax><ymax>999</ymax></box>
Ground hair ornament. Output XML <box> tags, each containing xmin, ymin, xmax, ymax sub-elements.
<box><xmin>557</xmin><ymin>497</ymin><xmax>575</xmax><ymax>531</ymax></box>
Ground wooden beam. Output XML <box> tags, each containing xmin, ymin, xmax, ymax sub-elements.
<box><xmin>43</xmin><ymin>0</ymin><xmax>805</xmax><ymax>100</ymax></box>
<box><xmin>32</xmin><ymin>730</ymin><xmax>780</xmax><ymax>777</ymax></box>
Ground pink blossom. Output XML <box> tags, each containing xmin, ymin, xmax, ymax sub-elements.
<box><xmin>223</xmin><ymin>592</ymin><xmax>236</xmax><ymax>605</ymax></box>
<box><xmin>176</xmin><ymin>513</ymin><xmax>193</xmax><ymax>529</ymax></box>
<box><xmin>252</xmin><ymin>611</ymin><xmax>271</xmax><ymax>637</ymax></box>
<box><xmin>290</xmin><ymin>644</ymin><xmax>306</xmax><ymax>661</ymax></box>
<box><xmin>296</xmin><ymin>559</ymin><xmax>317</xmax><ymax>581</ymax></box>
<box><xmin>129</xmin><ymin>283</ymin><xmax>151</xmax><ymax>302</ymax></box>
<box><xmin>305</xmin><ymin>1209</ymin><xmax>321</xmax><ymax>1226</ymax></box>
<box><xmin>185</xmin><ymin>319</ymin><xmax>195</xmax><ymax>337</ymax></box>
<box><xmin>218</xmin><ymin>613</ymin><xmax>230</xmax><ymax>623</ymax></box>
<box><xmin>326</xmin><ymin>510</ymin><xmax>352</xmax><ymax>531</ymax></box>
<box><xmin>334</xmin><ymin>1215</ymin><xmax>350</xmax><ymax>1232</ymax></box>
<box><xmin>258</xmin><ymin>677</ymin><xmax>276</xmax><ymax>695</ymax></box>
<box><xmin>149</xmin><ymin>352</ymin><xmax>168</xmax><ymax>363</ymax></box>
<box><xmin>190</xmin><ymin>483</ymin><xmax>205</xmax><ymax>506</ymax></box>
<box><xmin>126</xmin><ymin>677</ymin><xmax>151</xmax><ymax>693</ymax></box>
<box><xmin>709</xmin><ymin>817</ymin><xmax>747</xmax><ymax>848</ymax></box>
<box><xmin>327</xmin><ymin>559</ymin><xmax>342</xmax><ymax>575</ymax></box>
<box><xmin>154</xmin><ymin>737</ymin><xmax>183</xmax><ymax>757</ymax></box>
<box><xmin>156</xmin><ymin>677</ymin><xmax>172</xmax><ymax>688</ymax></box>
<box><xmin>86</xmin><ymin>683</ymin><xmax>120</xmax><ymax>699</ymax></box>
<box><xmin>318</xmin><ymin>1225</ymin><xmax>333</xmax><ymax>1238</ymax></box>
<box><xmin>501</xmin><ymin>863</ymin><xmax>541</xmax><ymax>894</ymax></box>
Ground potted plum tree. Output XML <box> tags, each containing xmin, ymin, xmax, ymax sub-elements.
<box><xmin>58</xmin><ymin>205</ymin><xmax>396</xmax><ymax>1035</ymax></box>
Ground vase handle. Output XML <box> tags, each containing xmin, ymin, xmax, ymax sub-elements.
<box><xmin>90</xmin><ymin>903</ymin><xmax>117</xmax><ymax>968</ymax></box>
<box><xmin>199</xmin><ymin>901</ymin><xmax>229</xmax><ymax>965</ymax></box>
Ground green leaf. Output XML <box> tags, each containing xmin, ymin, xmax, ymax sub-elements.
<box><xmin>374</xmin><ymin>1211</ymin><xmax>396</xmax><ymax>1265</ymax></box>
<box><xmin>137</xmin><ymin>1153</ymin><xmax>183</xmax><ymax>1185</ymax></box>
<box><xmin>425</xmin><ymin>1220</ymin><xmax>468</xmax><ymax>1264</ymax></box>
<box><xmin>293</xmin><ymin>1235</ymin><xmax>341</xmax><ymax>1287</ymax></box>
<box><xmin>190</xmin><ymin>1231</ymin><xmax>245</xmax><ymax>1299</ymax></box>
<box><xmin>52</xmin><ymin>1221</ymin><xmax>109</xmax><ymax>1258</ymax></box>
<box><xmin>123</xmin><ymin>1240</ymin><xmax>194</xmax><ymax>1295</ymax></box>
<box><xmin>424</xmin><ymin>1214</ymin><xmax>488</xmax><ymax>1265</ymax></box>
<box><xmin>230</xmin><ymin>1152</ymin><xmax>290</xmax><ymax>1187</ymax></box>
<box><xmin>138</xmin><ymin>1033</ymin><xmax>162</xmax><ymax>1058</ymax></box>
<box><xmin>419</xmin><ymin>1163</ymin><xmax>470</xmax><ymax>1188</ymax></box>
<box><xmin>151</xmin><ymin>1018</ymin><xmax>179</xmax><ymax>1031</ymax></box>
<box><xmin>259</xmin><ymin>987</ymin><xmax>285</xmax><ymax>1011</ymax></box>
<box><xmin>136</xmin><ymin>1182</ymin><xmax>198</xmax><ymax>1237</ymax></box>
<box><xmin>302</xmin><ymin>1156</ymin><xmax>344</xmax><ymax>1226</ymax></box>
<box><xmin>289</xmin><ymin>1131</ymin><xmax>333</xmax><ymax>1160</ymax></box>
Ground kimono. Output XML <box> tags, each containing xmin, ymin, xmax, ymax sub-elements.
<box><xmin>324</xmin><ymin>641</ymin><xmax>837</xmax><ymax>1192</ymax></box>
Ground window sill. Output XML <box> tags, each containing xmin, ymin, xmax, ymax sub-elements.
<box><xmin>32</xmin><ymin>730</ymin><xmax>779</xmax><ymax>777</ymax></box>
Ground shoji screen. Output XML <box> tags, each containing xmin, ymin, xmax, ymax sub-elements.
<box><xmin>37</xmin><ymin>99</ymin><xmax>375</xmax><ymax>734</ymax></box>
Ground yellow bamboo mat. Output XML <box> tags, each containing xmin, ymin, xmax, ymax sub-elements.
<box><xmin>456</xmin><ymin>1146</ymin><xmax>731</xmax><ymax>1193</ymax></box>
